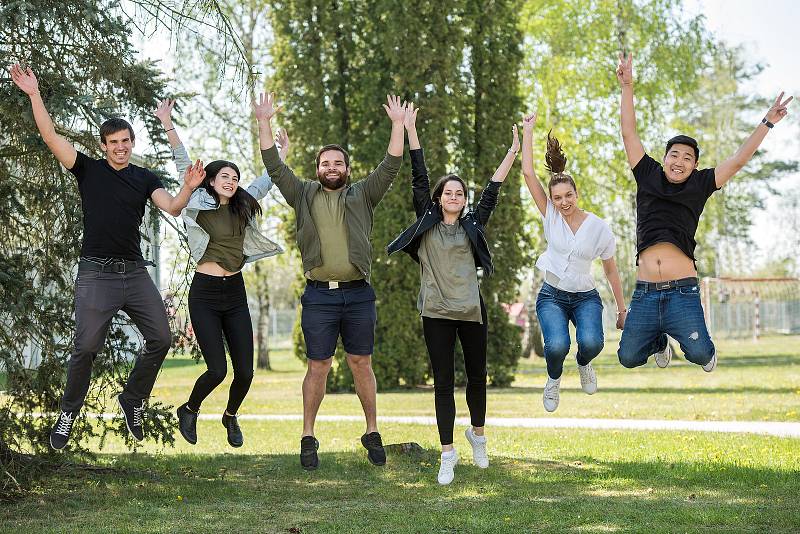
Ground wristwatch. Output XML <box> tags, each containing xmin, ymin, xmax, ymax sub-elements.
<box><xmin>761</xmin><ymin>117</ymin><xmax>774</xmax><ymax>129</ymax></box>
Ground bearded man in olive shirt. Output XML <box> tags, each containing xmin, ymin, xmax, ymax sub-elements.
<box><xmin>255</xmin><ymin>92</ymin><xmax>406</xmax><ymax>470</ymax></box>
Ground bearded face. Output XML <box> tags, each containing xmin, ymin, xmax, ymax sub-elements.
<box><xmin>316</xmin><ymin>167</ymin><xmax>348</xmax><ymax>190</ymax></box>
<box><xmin>316</xmin><ymin>149</ymin><xmax>350</xmax><ymax>190</ymax></box>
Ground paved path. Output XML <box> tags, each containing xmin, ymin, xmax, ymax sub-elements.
<box><xmin>147</xmin><ymin>413</ymin><xmax>800</xmax><ymax>438</ymax></box>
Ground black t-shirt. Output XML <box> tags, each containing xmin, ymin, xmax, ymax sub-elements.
<box><xmin>68</xmin><ymin>151</ymin><xmax>164</xmax><ymax>260</ymax></box>
<box><xmin>632</xmin><ymin>153</ymin><xmax>719</xmax><ymax>262</ymax></box>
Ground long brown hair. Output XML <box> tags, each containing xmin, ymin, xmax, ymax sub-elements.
<box><xmin>545</xmin><ymin>130</ymin><xmax>577</xmax><ymax>195</ymax></box>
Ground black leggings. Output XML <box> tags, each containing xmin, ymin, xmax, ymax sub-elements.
<box><xmin>187</xmin><ymin>272</ymin><xmax>253</xmax><ymax>415</ymax></box>
<box><xmin>421</xmin><ymin>299</ymin><xmax>487</xmax><ymax>445</ymax></box>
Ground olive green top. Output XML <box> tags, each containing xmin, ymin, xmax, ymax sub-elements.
<box><xmin>307</xmin><ymin>189</ymin><xmax>363</xmax><ymax>282</ymax></box>
<box><xmin>196</xmin><ymin>204</ymin><xmax>245</xmax><ymax>272</ymax></box>
<box><xmin>417</xmin><ymin>221</ymin><xmax>482</xmax><ymax>323</ymax></box>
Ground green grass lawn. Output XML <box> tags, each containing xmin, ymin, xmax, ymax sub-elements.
<box><xmin>2</xmin><ymin>335</ymin><xmax>799</xmax><ymax>532</ymax></box>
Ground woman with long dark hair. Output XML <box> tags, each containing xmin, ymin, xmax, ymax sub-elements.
<box><xmin>155</xmin><ymin>99</ymin><xmax>286</xmax><ymax>447</ymax></box>
<box><xmin>388</xmin><ymin>105</ymin><xmax>519</xmax><ymax>485</ymax></box>
<box><xmin>521</xmin><ymin>112</ymin><xmax>626</xmax><ymax>413</ymax></box>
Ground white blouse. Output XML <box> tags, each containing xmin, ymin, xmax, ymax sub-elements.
<box><xmin>535</xmin><ymin>200</ymin><xmax>616</xmax><ymax>292</ymax></box>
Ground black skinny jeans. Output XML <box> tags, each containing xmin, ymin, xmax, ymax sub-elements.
<box><xmin>421</xmin><ymin>298</ymin><xmax>488</xmax><ymax>445</ymax></box>
<box><xmin>187</xmin><ymin>272</ymin><xmax>253</xmax><ymax>415</ymax></box>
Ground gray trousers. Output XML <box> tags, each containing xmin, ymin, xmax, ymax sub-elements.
<box><xmin>61</xmin><ymin>266</ymin><xmax>171</xmax><ymax>413</ymax></box>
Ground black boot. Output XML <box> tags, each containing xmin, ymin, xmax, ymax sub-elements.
<box><xmin>176</xmin><ymin>403</ymin><xmax>198</xmax><ymax>445</ymax></box>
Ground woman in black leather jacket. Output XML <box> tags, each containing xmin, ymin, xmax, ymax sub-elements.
<box><xmin>387</xmin><ymin>105</ymin><xmax>519</xmax><ymax>485</ymax></box>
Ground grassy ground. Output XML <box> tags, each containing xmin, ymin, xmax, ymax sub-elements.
<box><xmin>2</xmin><ymin>335</ymin><xmax>799</xmax><ymax>532</ymax></box>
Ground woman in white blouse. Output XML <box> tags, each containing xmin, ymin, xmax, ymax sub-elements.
<box><xmin>521</xmin><ymin>113</ymin><xmax>627</xmax><ymax>412</ymax></box>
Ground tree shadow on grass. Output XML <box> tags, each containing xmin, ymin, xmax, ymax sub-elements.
<box><xmin>487</xmin><ymin>385</ymin><xmax>799</xmax><ymax>395</ymax></box>
<box><xmin>2</xmin><ymin>450</ymin><xmax>798</xmax><ymax>533</ymax></box>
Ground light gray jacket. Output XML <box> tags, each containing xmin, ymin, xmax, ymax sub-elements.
<box><xmin>173</xmin><ymin>144</ymin><xmax>283</xmax><ymax>264</ymax></box>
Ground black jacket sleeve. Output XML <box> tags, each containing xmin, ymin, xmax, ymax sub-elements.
<box><xmin>474</xmin><ymin>180</ymin><xmax>502</xmax><ymax>227</ymax></box>
<box><xmin>410</xmin><ymin>149</ymin><xmax>433</xmax><ymax>217</ymax></box>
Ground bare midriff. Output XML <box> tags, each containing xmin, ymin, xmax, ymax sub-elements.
<box><xmin>196</xmin><ymin>261</ymin><xmax>241</xmax><ymax>277</ymax></box>
<box><xmin>637</xmin><ymin>242</ymin><xmax>697</xmax><ymax>282</ymax></box>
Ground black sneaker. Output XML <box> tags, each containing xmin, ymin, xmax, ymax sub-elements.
<box><xmin>222</xmin><ymin>413</ymin><xmax>243</xmax><ymax>448</ymax></box>
<box><xmin>49</xmin><ymin>410</ymin><xmax>77</xmax><ymax>450</ymax></box>
<box><xmin>117</xmin><ymin>394</ymin><xmax>145</xmax><ymax>441</ymax></box>
<box><xmin>176</xmin><ymin>403</ymin><xmax>198</xmax><ymax>445</ymax></box>
<box><xmin>361</xmin><ymin>431</ymin><xmax>386</xmax><ymax>466</ymax></box>
<box><xmin>300</xmin><ymin>435</ymin><xmax>320</xmax><ymax>471</ymax></box>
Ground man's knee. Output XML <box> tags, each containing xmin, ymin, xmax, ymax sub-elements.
<box><xmin>683</xmin><ymin>340</ymin><xmax>715</xmax><ymax>366</ymax></box>
<box><xmin>307</xmin><ymin>357</ymin><xmax>333</xmax><ymax>376</ymax></box>
<box><xmin>345</xmin><ymin>354</ymin><xmax>372</xmax><ymax>373</ymax></box>
<box><xmin>147</xmin><ymin>328</ymin><xmax>172</xmax><ymax>356</ymax></box>
<box><xmin>617</xmin><ymin>346</ymin><xmax>645</xmax><ymax>368</ymax></box>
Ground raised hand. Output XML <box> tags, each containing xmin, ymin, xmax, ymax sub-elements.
<box><xmin>616</xmin><ymin>52</ymin><xmax>633</xmax><ymax>86</ymax></box>
<box><xmin>510</xmin><ymin>124</ymin><xmax>520</xmax><ymax>154</ymax></box>
<box><xmin>383</xmin><ymin>94</ymin><xmax>407</xmax><ymax>123</ymax></box>
<box><xmin>154</xmin><ymin>98</ymin><xmax>175</xmax><ymax>125</ymax></box>
<box><xmin>10</xmin><ymin>64</ymin><xmax>40</xmax><ymax>96</ymax></box>
<box><xmin>765</xmin><ymin>92</ymin><xmax>793</xmax><ymax>125</ymax></box>
<box><xmin>183</xmin><ymin>159</ymin><xmax>206</xmax><ymax>189</ymax></box>
<box><xmin>403</xmin><ymin>102</ymin><xmax>419</xmax><ymax>131</ymax></box>
<box><xmin>522</xmin><ymin>112</ymin><xmax>537</xmax><ymax>133</ymax></box>
<box><xmin>276</xmin><ymin>128</ymin><xmax>290</xmax><ymax>161</ymax></box>
<box><xmin>254</xmin><ymin>92</ymin><xmax>281</xmax><ymax>122</ymax></box>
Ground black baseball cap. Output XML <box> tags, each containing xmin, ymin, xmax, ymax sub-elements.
<box><xmin>665</xmin><ymin>135</ymin><xmax>700</xmax><ymax>161</ymax></box>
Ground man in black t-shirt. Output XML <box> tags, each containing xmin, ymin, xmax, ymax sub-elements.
<box><xmin>615</xmin><ymin>53</ymin><xmax>792</xmax><ymax>373</ymax></box>
<box><xmin>11</xmin><ymin>65</ymin><xmax>205</xmax><ymax>449</ymax></box>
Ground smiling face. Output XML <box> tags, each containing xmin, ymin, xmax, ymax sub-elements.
<box><xmin>100</xmin><ymin>129</ymin><xmax>134</xmax><ymax>168</ymax></box>
<box><xmin>440</xmin><ymin>179</ymin><xmax>467</xmax><ymax>217</ymax></box>
<box><xmin>550</xmin><ymin>181</ymin><xmax>578</xmax><ymax>216</ymax></box>
<box><xmin>316</xmin><ymin>149</ymin><xmax>350</xmax><ymax>190</ymax></box>
<box><xmin>210</xmin><ymin>166</ymin><xmax>239</xmax><ymax>201</ymax></box>
<box><xmin>663</xmin><ymin>143</ymin><xmax>698</xmax><ymax>183</ymax></box>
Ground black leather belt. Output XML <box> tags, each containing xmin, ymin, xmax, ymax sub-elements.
<box><xmin>79</xmin><ymin>259</ymin><xmax>151</xmax><ymax>274</ymax></box>
<box><xmin>636</xmin><ymin>277</ymin><xmax>699</xmax><ymax>291</ymax></box>
<box><xmin>306</xmin><ymin>279</ymin><xmax>367</xmax><ymax>290</ymax></box>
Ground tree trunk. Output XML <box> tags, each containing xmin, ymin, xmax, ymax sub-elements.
<box><xmin>256</xmin><ymin>285</ymin><xmax>271</xmax><ymax>370</ymax></box>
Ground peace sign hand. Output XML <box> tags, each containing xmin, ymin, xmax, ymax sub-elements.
<box><xmin>765</xmin><ymin>92</ymin><xmax>793</xmax><ymax>125</ymax></box>
<box><xmin>616</xmin><ymin>52</ymin><xmax>633</xmax><ymax>86</ymax></box>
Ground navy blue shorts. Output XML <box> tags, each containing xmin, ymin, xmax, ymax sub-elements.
<box><xmin>300</xmin><ymin>283</ymin><xmax>377</xmax><ymax>360</ymax></box>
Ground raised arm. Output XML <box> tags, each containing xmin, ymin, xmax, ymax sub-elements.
<box><xmin>276</xmin><ymin>128</ymin><xmax>291</xmax><ymax>162</ymax></box>
<box><xmin>254</xmin><ymin>92</ymin><xmax>303</xmax><ymax>207</ymax></box>
<box><xmin>521</xmin><ymin>112</ymin><xmax>548</xmax><ymax>216</ymax></box>
<box><xmin>153</xmin><ymin>98</ymin><xmax>193</xmax><ymax>180</ymax></box>
<box><xmin>404</xmin><ymin>104</ymin><xmax>432</xmax><ymax>216</ymax></box>
<box><xmin>475</xmin><ymin>124</ymin><xmax>519</xmax><ymax>226</ymax></box>
<box><xmin>150</xmin><ymin>159</ymin><xmax>207</xmax><ymax>216</ymax></box>
<box><xmin>714</xmin><ymin>92</ymin><xmax>793</xmax><ymax>188</ymax></box>
<box><xmin>360</xmin><ymin>95</ymin><xmax>406</xmax><ymax>206</ymax></box>
<box><xmin>10</xmin><ymin>65</ymin><xmax>77</xmax><ymax>169</ymax></box>
<box><xmin>617</xmin><ymin>53</ymin><xmax>645</xmax><ymax>169</ymax></box>
<box><xmin>602</xmin><ymin>257</ymin><xmax>627</xmax><ymax>330</ymax></box>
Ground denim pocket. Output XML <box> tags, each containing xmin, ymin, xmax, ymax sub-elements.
<box><xmin>631</xmin><ymin>288</ymin><xmax>644</xmax><ymax>300</ymax></box>
<box><xmin>678</xmin><ymin>285</ymin><xmax>700</xmax><ymax>296</ymax></box>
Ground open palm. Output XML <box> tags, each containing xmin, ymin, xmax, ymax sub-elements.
<box><xmin>254</xmin><ymin>92</ymin><xmax>281</xmax><ymax>122</ymax></box>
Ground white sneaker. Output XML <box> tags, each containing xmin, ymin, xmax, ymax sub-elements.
<box><xmin>464</xmin><ymin>427</ymin><xmax>489</xmax><ymax>468</ymax></box>
<box><xmin>543</xmin><ymin>377</ymin><xmax>561</xmax><ymax>412</ymax></box>
<box><xmin>702</xmin><ymin>352</ymin><xmax>717</xmax><ymax>373</ymax></box>
<box><xmin>654</xmin><ymin>339</ymin><xmax>673</xmax><ymax>368</ymax></box>
<box><xmin>577</xmin><ymin>362</ymin><xmax>597</xmax><ymax>395</ymax></box>
<box><xmin>437</xmin><ymin>449</ymin><xmax>459</xmax><ymax>485</ymax></box>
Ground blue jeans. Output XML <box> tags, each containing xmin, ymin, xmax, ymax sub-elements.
<box><xmin>617</xmin><ymin>281</ymin><xmax>715</xmax><ymax>368</ymax></box>
<box><xmin>536</xmin><ymin>282</ymin><xmax>605</xmax><ymax>379</ymax></box>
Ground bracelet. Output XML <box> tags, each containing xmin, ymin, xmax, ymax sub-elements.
<box><xmin>616</xmin><ymin>310</ymin><xmax>627</xmax><ymax>315</ymax></box>
<box><xmin>508</xmin><ymin>148</ymin><xmax>518</xmax><ymax>155</ymax></box>
<box><xmin>164</xmin><ymin>127</ymin><xmax>176</xmax><ymax>132</ymax></box>
<box><xmin>761</xmin><ymin>118</ymin><xmax>774</xmax><ymax>129</ymax></box>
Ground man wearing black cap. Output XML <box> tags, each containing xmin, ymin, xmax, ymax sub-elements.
<box><xmin>615</xmin><ymin>52</ymin><xmax>792</xmax><ymax>372</ymax></box>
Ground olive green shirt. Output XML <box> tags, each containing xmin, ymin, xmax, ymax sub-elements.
<box><xmin>196</xmin><ymin>205</ymin><xmax>245</xmax><ymax>272</ymax></box>
<box><xmin>417</xmin><ymin>222</ymin><xmax>482</xmax><ymax>323</ymax></box>
<box><xmin>308</xmin><ymin>189</ymin><xmax>363</xmax><ymax>282</ymax></box>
